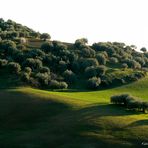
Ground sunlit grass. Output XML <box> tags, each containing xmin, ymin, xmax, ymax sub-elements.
<box><xmin>0</xmin><ymin>76</ymin><xmax>148</xmax><ymax>147</ymax></box>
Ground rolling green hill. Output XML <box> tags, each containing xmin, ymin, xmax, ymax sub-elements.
<box><xmin>0</xmin><ymin>76</ymin><xmax>148</xmax><ymax>147</ymax></box>
<box><xmin>0</xmin><ymin>18</ymin><xmax>148</xmax><ymax>148</ymax></box>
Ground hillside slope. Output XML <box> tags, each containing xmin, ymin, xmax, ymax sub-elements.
<box><xmin>0</xmin><ymin>77</ymin><xmax>148</xmax><ymax>147</ymax></box>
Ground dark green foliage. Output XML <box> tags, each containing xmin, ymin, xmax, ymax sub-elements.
<box><xmin>0</xmin><ymin>18</ymin><xmax>147</xmax><ymax>90</ymax></box>
<box><xmin>39</xmin><ymin>66</ymin><xmax>50</xmax><ymax>73</ymax></box>
<box><xmin>123</xmin><ymin>59</ymin><xmax>141</xmax><ymax>69</ymax></box>
<box><xmin>40</xmin><ymin>33</ymin><xmax>51</xmax><ymax>41</ymax></box>
<box><xmin>134</xmin><ymin>57</ymin><xmax>145</xmax><ymax>66</ymax></box>
<box><xmin>35</xmin><ymin>72</ymin><xmax>50</xmax><ymax>86</ymax></box>
<box><xmin>23</xmin><ymin>58</ymin><xmax>42</xmax><ymax>71</ymax></box>
<box><xmin>81</xmin><ymin>47</ymin><xmax>95</xmax><ymax>58</ymax></box>
<box><xmin>92</xmin><ymin>42</ymin><xmax>115</xmax><ymax>56</ymax></box>
<box><xmin>121</xmin><ymin>63</ymin><xmax>128</xmax><ymax>69</ymax></box>
<box><xmin>24</xmin><ymin>67</ymin><xmax>32</xmax><ymax>75</ymax></box>
<box><xmin>140</xmin><ymin>47</ymin><xmax>147</xmax><ymax>53</ymax></box>
<box><xmin>81</xmin><ymin>58</ymin><xmax>99</xmax><ymax>70</ymax></box>
<box><xmin>85</xmin><ymin>66</ymin><xmax>97</xmax><ymax>78</ymax></box>
<box><xmin>110</xmin><ymin>57</ymin><xmax>118</xmax><ymax>64</ymax></box>
<box><xmin>7</xmin><ymin>62</ymin><xmax>21</xmax><ymax>74</ymax></box>
<box><xmin>111</xmin><ymin>94</ymin><xmax>148</xmax><ymax>113</ymax></box>
<box><xmin>58</xmin><ymin>60</ymin><xmax>67</xmax><ymax>72</ymax></box>
<box><xmin>0</xmin><ymin>59</ymin><xmax>8</xmax><ymax>67</ymax></box>
<box><xmin>59</xmin><ymin>81</ymin><xmax>68</xmax><ymax>89</ymax></box>
<box><xmin>63</xmin><ymin>70</ymin><xmax>77</xmax><ymax>83</ymax></box>
<box><xmin>85</xmin><ymin>65</ymin><xmax>107</xmax><ymax>78</ymax></box>
<box><xmin>111</xmin><ymin>94</ymin><xmax>130</xmax><ymax>105</ymax></box>
<box><xmin>41</xmin><ymin>42</ymin><xmax>53</xmax><ymax>53</ymax></box>
<box><xmin>49</xmin><ymin>80</ymin><xmax>68</xmax><ymax>89</ymax></box>
<box><xmin>74</xmin><ymin>38</ymin><xmax>88</xmax><ymax>49</ymax></box>
<box><xmin>27</xmin><ymin>49</ymin><xmax>45</xmax><ymax>59</ymax></box>
<box><xmin>21</xmin><ymin>72</ymin><xmax>30</xmax><ymax>82</ymax></box>
<box><xmin>17</xmin><ymin>44</ymin><xmax>26</xmax><ymax>50</ymax></box>
<box><xmin>87</xmin><ymin>77</ymin><xmax>101</xmax><ymax>89</ymax></box>
<box><xmin>95</xmin><ymin>65</ymin><xmax>107</xmax><ymax>77</ymax></box>
<box><xmin>96</xmin><ymin>53</ymin><xmax>107</xmax><ymax>65</ymax></box>
<box><xmin>0</xmin><ymin>40</ymin><xmax>16</xmax><ymax>55</ymax></box>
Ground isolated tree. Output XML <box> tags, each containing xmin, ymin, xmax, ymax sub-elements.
<box><xmin>74</xmin><ymin>38</ymin><xmax>88</xmax><ymax>49</ymax></box>
<box><xmin>40</xmin><ymin>33</ymin><xmax>51</xmax><ymax>41</ymax></box>
<box><xmin>140</xmin><ymin>47</ymin><xmax>147</xmax><ymax>53</ymax></box>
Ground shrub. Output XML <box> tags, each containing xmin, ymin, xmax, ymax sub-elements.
<box><xmin>81</xmin><ymin>58</ymin><xmax>99</xmax><ymax>70</ymax></box>
<box><xmin>74</xmin><ymin>38</ymin><xmax>88</xmax><ymax>49</ymax></box>
<box><xmin>24</xmin><ymin>67</ymin><xmax>32</xmax><ymax>75</ymax></box>
<box><xmin>87</xmin><ymin>77</ymin><xmax>101</xmax><ymax>89</ymax></box>
<box><xmin>110</xmin><ymin>94</ymin><xmax>130</xmax><ymax>105</ymax></box>
<box><xmin>127</xmin><ymin>100</ymin><xmax>143</xmax><ymax>111</ymax></box>
<box><xmin>23</xmin><ymin>58</ymin><xmax>42</xmax><ymax>71</ymax></box>
<box><xmin>59</xmin><ymin>82</ymin><xmax>68</xmax><ymax>89</ymax></box>
<box><xmin>110</xmin><ymin>57</ymin><xmax>118</xmax><ymax>64</ymax></box>
<box><xmin>35</xmin><ymin>72</ymin><xmax>50</xmax><ymax>86</ymax></box>
<box><xmin>96</xmin><ymin>54</ymin><xmax>106</xmax><ymax>65</ymax></box>
<box><xmin>49</xmin><ymin>80</ymin><xmax>61</xmax><ymax>89</ymax></box>
<box><xmin>40</xmin><ymin>33</ymin><xmax>51</xmax><ymax>41</ymax></box>
<box><xmin>0</xmin><ymin>59</ymin><xmax>8</xmax><ymax>67</ymax></box>
<box><xmin>40</xmin><ymin>66</ymin><xmax>50</xmax><ymax>73</ymax></box>
<box><xmin>122</xmin><ymin>63</ymin><xmax>128</xmax><ymax>69</ymax></box>
<box><xmin>63</xmin><ymin>70</ymin><xmax>77</xmax><ymax>83</ymax></box>
<box><xmin>81</xmin><ymin>47</ymin><xmax>95</xmax><ymax>58</ymax></box>
<box><xmin>21</xmin><ymin>72</ymin><xmax>30</xmax><ymax>82</ymax></box>
<box><xmin>95</xmin><ymin>65</ymin><xmax>107</xmax><ymax>77</ymax></box>
<box><xmin>124</xmin><ymin>59</ymin><xmax>141</xmax><ymax>69</ymax></box>
<box><xmin>84</xmin><ymin>66</ymin><xmax>96</xmax><ymax>78</ymax></box>
<box><xmin>7</xmin><ymin>62</ymin><xmax>21</xmax><ymax>74</ymax></box>
<box><xmin>29</xmin><ymin>77</ymin><xmax>40</xmax><ymax>87</ymax></box>
<box><xmin>41</xmin><ymin>42</ymin><xmax>53</xmax><ymax>52</ymax></box>
<box><xmin>111</xmin><ymin>94</ymin><xmax>148</xmax><ymax>113</ymax></box>
<box><xmin>59</xmin><ymin>61</ymin><xmax>67</xmax><ymax>72</ymax></box>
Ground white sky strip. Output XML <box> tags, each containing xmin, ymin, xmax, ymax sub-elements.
<box><xmin>1</xmin><ymin>0</ymin><xmax>148</xmax><ymax>50</ymax></box>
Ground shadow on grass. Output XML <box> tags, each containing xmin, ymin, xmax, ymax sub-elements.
<box><xmin>55</xmin><ymin>80</ymin><xmax>141</xmax><ymax>93</ymax></box>
<box><xmin>127</xmin><ymin>119</ymin><xmax>148</xmax><ymax>127</ymax></box>
<box><xmin>0</xmin><ymin>90</ymin><xmax>145</xmax><ymax>148</ymax></box>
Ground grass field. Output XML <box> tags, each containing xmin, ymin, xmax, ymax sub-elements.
<box><xmin>0</xmin><ymin>76</ymin><xmax>148</xmax><ymax>147</ymax></box>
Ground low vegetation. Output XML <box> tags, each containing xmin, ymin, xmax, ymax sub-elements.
<box><xmin>111</xmin><ymin>94</ymin><xmax>148</xmax><ymax>113</ymax></box>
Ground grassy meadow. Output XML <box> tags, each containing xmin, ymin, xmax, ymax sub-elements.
<box><xmin>0</xmin><ymin>76</ymin><xmax>148</xmax><ymax>147</ymax></box>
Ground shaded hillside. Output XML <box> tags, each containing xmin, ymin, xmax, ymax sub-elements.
<box><xmin>0</xmin><ymin>85</ymin><xmax>148</xmax><ymax>148</ymax></box>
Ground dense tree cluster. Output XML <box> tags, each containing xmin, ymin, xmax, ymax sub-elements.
<box><xmin>0</xmin><ymin>18</ymin><xmax>148</xmax><ymax>90</ymax></box>
<box><xmin>111</xmin><ymin>94</ymin><xmax>148</xmax><ymax>113</ymax></box>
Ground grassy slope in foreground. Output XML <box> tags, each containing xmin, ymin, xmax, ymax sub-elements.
<box><xmin>0</xmin><ymin>77</ymin><xmax>148</xmax><ymax>147</ymax></box>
